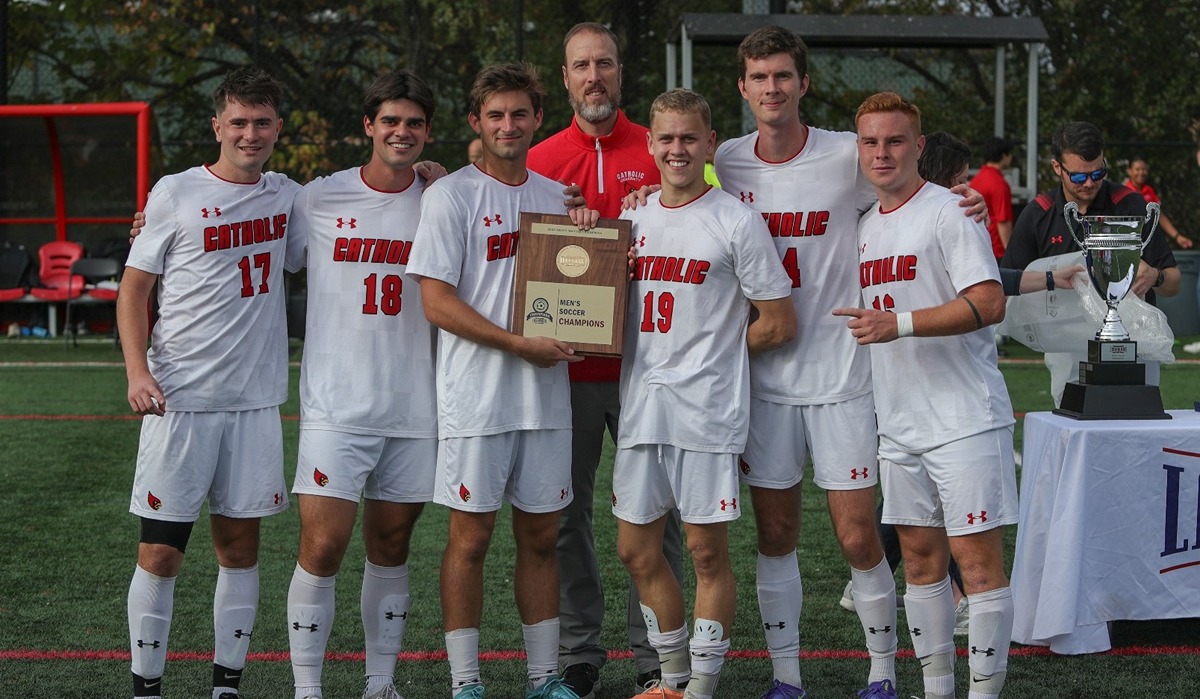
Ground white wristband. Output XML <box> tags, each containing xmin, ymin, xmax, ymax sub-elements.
<box><xmin>895</xmin><ymin>311</ymin><xmax>914</xmax><ymax>338</ymax></box>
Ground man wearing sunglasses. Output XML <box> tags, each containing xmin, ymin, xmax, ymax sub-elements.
<box><xmin>1001</xmin><ymin>120</ymin><xmax>1180</xmax><ymax>406</ymax></box>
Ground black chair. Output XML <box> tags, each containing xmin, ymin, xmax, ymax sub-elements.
<box><xmin>64</xmin><ymin>257</ymin><xmax>121</xmax><ymax>348</ymax></box>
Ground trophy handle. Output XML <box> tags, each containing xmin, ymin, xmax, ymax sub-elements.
<box><xmin>1063</xmin><ymin>202</ymin><xmax>1088</xmax><ymax>248</ymax></box>
<box><xmin>1141</xmin><ymin>202</ymin><xmax>1161</xmax><ymax>252</ymax></box>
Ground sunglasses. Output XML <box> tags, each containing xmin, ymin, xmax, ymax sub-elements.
<box><xmin>1059</xmin><ymin>164</ymin><xmax>1107</xmax><ymax>185</ymax></box>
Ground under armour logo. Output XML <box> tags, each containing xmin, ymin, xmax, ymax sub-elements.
<box><xmin>483</xmin><ymin>214</ymin><xmax>503</xmax><ymax>227</ymax></box>
<box><xmin>966</xmin><ymin>511</ymin><xmax>988</xmax><ymax>525</ymax></box>
<box><xmin>384</xmin><ymin>611</ymin><xmax>408</xmax><ymax>621</ymax></box>
<box><xmin>1051</xmin><ymin>235</ymin><xmax>1064</xmax><ymax>244</ymax></box>
<box><xmin>336</xmin><ymin>217</ymin><xmax>357</xmax><ymax>229</ymax></box>
<box><xmin>292</xmin><ymin>622</ymin><xmax>319</xmax><ymax>632</ymax></box>
<box><xmin>739</xmin><ymin>191</ymin><xmax>754</xmax><ymax>203</ymax></box>
<box><xmin>136</xmin><ymin>639</ymin><xmax>161</xmax><ymax>649</ymax></box>
<box><xmin>233</xmin><ymin>629</ymin><xmax>252</xmax><ymax>639</ymax></box>
<box><xmin>868</xmin><ymin>625</ymin><xmax>892</xmax><ymax>634</ymax></box>
<box><xmin>850</xmin><ymin>467</ymin><xmax>869</xmax><ymax>480</ymax></box>
<box><xmin>560</xmin><ymin>488</ymin><xmax>569</xmax><ymax>499</ymax></box>
<box><xmin>274</xmin><ymin>493</ymin><xmax>282</xmax><ymax>505</ymax></box>
<box><xmin>638</xmin><ymin>236</ymin><xmax>646</xmax><ymax>247</ymax></box>
<box><xmin>763</xmin><ymin>621</ymin><xmax>786</xmax><ymax>630</ymax></box>
<box><xmin>971</xmin><ymin>646</ymin><xmax>996</xmax><ymax>657</ymax></box>
<box><xmin>911</xmin><ymin>627</ymin><xmax>922</xmax><ymax>636</ymax></box>
<box><xmin>719</xmin><ymin>498</ymin><xmax>737</xmax><ymax>511</ymax></box>
<box><xmin>201</xmin><ymin>207</ymin><xmax>222</xmax><ymax>218</ymax></box>
<box><xmin>860</xmin><ymin>243</ymin><xmax>868</xmax><ymax>254</ymax></box>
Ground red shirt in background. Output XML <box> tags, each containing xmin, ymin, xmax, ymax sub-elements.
<box><xmin>970</xmin><ymin>163</ymin><xmax>1013</xmax><ymax>259</ymax></box>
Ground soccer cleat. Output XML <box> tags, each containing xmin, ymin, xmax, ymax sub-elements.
<box><xmin>840</xmin><ymin>580</ymin><xmax>856</xmax><ymax>611</ymax></box>
<box><xmin>526</xmin><ymin>676</ymin><xmax>581</xmax><ymax>699</ymax></box>
<box><xmin>455</xmin><ymin>685</ymin><xmax>485</xmax><ymax>699</ymax></box>
<box><xmin>631</xmin><ymin>679</ymin><xmax>684</xmax><ymax>699</ymax></box>
<box><xmin>953</xmin><ymin>597</ymin><xmax>970</xmax><ymax>637</ymax></box>
<box><xmin>855</xmin><ymin>679</ymin><xmax>898</xmax><ymax>699</ymax></box>
<box><xmin>758</xmin><ymin>679</ymin><xmax>809</xmax><ymax>698</ymax></box>
<box><xmin>634</xmin><ymin>669</ymin><xmax>663</xmax><ymax>692</ymax></box>
<box><xmin>561</xmin><ymin>663</ymin><xmax>600</xmax><ymax>699</ymax></box>
<box><xmin>363</xmin><ymin>683</ymin><xmax>404</xmax><ymax>699</ymax></box>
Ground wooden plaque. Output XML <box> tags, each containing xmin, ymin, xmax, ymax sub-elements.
<box><xmin>511</xmin><ymin>212</ymin><xmax>631</xmax><ymax>357</ymax></box>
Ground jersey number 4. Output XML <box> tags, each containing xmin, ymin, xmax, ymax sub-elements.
<box><xmin>362</xmin><ymin>273</ymin><xmax>403</xmax><ymax>315</ymax></box>
<box><xmin>640</xmin><ymin>291</ymin><xmax>674</xmax><ymax>333</ymax></box>
<box><xmin>237</xmin><ymin>253</ymin><xmax>271</xmax><ymax>298</ymax></box>
<box><xmin>782</xmin><ymin>248</ymin><xmax>802</xmax><ymax>288</ymax></box>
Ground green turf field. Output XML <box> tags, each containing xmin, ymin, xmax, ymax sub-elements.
<box><xmin>1</xmin><ymin>339</ymin><xmax>1198</xmax><ymax>698</ymax></box>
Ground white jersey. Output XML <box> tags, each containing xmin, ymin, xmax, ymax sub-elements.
<box><xmin>128</xmin><ymin>165</ymin><xmax>303</xmax><ymax>411</ymax></box>
<box><xmin>290</xmin><ymin>167</ymin><xmax>437</xmax><ymax>438</ymax></box>
<box><xmin>715</xmin><ymin>127</ymin><xmax>876</xmax><ymax>405</ymax></box>
<box><xmin>857</xmin><ymin>182</ymin><xmax>1014</xmax><ymax>452</ymax></box>
<box><xmin>617</xmin><ymin>188</ymin><xmax>793</xmax><ymax>453</ymax></box>
<box><xmin>406</xmin><ymin>164</ymin><xmax>571</xmax><ymax>438</ymax></box>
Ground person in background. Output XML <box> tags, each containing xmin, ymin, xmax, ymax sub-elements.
<box><xmin>1124</xmin><ymin>158</ymin><xmax>1193</xmax><ymax>249</ymax></box>
<box><xmin>1001</xmin><ymin>121</ymin><xmax>1179</xmax><ymax>406</ymax></box>
<box><xmin>969</xmin><ymin>137</ymin><xmax>1016</xmax><ymax>261</ymax></box>
<box><xmin>527</xmin><ymin>22</ymin><xmax>678</xmax><ymax>698</ymax></box>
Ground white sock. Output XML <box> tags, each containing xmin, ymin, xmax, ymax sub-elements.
<box><xmin>687</xmin><ymin>635</ymin><xmax>729</xmax><ymax>692</ymax></box>
<box><xmin>445</xmin><ymin>628</ymin><xmax>482</xmax><ymax>694</ymax></box>
<box><xmin>966</xmin><ymin>586</ymin><xmax>1013</xmax><ymax>699</ymax></box>
<box><xmin>128</xmin><ymin>566</ymin><xmax>175</xmax><ymax>686</ymax></box>
<box><xmin>213</xmin><ymin>565</ymin><xmax>258</xmax><ymax>676</ymax></box>
<box><xmin>756</xmin><ymin>552</ymin><xmax>803</xmax><ymax>687</ymax></box>
<box><xmin>522</xmin><ymin>618</ymin><xmax>560</xmax><ymax>686</ymax></box>
<box><xmin>362</xmin><ymin>561</ymin><xmax>409</xmax><ymax>684</ymax></box>
<box><xmin>287</xmin><ymin>563</ymin><xmax>335</xmax><ymax>697</ymax></box>
<box><xmin>850</xmin><ymin>557</ymin><xmax>898</xmax><ymax>685</ymax></box>
<box><xmin>648</xmin><ymin>626</ymin><xmax>690</xmax><ymax>689</ymax></box>
<box><xmin>904</xmin><ymin>577</ymin><xmax>956</xmax><ymax>699</ymax></box>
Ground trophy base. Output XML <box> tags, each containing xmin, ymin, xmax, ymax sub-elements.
<box><xmin>1054</xmin><ymin>382</ymin><xmax>1171</xmax><ymax>420</ymax></box>
<box><xmin>1079</xmin><ymin>361</ymin><xmax>1145</xmax><ymax>385</ymax></box>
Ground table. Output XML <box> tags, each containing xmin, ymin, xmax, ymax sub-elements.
<box><xmin>1011</xmin><ymin>410</ymin><xmax>1200</xmax><ymax>654</ymax></box>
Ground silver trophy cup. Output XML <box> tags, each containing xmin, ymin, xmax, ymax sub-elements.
<box><xmin>1063</xmin><ymin>201</ymin><xmax>1160</xmax><ymax>342</ymax></box>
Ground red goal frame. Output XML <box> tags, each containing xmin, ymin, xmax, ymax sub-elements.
<box><xmin>0</xmin><ymin>102</ymin><xmax>152</xmax><ymax>241</ymax></box>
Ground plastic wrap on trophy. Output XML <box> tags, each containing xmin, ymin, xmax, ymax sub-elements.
<box><xmin>1063</xmin><ymin>201</ymin><xmax>1160</xmax><ymax>342</ymax></box>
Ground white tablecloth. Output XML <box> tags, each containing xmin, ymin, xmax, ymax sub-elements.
<box><xmin>1012</xmin><ymin>410</ymin><xmax>1200</xmax><ymax>654</ymax></box>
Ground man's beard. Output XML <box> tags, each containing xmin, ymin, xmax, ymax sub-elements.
<box><xmin>571</xmin><ymin>87</ymin><xmax>621</xmax><ymax>125</ymax></box>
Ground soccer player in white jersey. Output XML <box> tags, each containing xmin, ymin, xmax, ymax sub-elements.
<box><xmin>406</xmin><ymin>63</ymin><xmax>596</xmax><ymax>699</ymax></box>
<box><xmin>119</xmin><ymin>67</ymin><xmax>304</xmax><ymax>699</ymax></box>
<box><xmin>617</xmin><ymin>88</ymin><xmax>796</xmax><ymax>699</ymax></box>
<box><xmin>713</xmin><ymin>26</ymin><xmax>988</xmax><ymax>699</ymax></box>
<box><xmin>834</xmin><ymin>92</ymin><xmax>1017</xmax><ymax>699</ymax></box>
<box><xmin>284</xmin><ymin>71</ymin><xmax>438</xmax><ymax>699</ymax></box>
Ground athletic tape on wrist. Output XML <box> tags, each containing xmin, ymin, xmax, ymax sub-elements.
<box><xmin>895</xmin><ymin>311</ymin><xmax>914</xmax><ymax>338</ymax></box>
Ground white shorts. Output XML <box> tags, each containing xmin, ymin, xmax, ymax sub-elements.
<box><xmin>129</xmin><ymin>407</ymin><xmax>288</xmax><ymax>522</ymax></box>
<box><xmin>434</xmin><ymin>430</ymin><xmax>572</xmax><ymax>513</ymax></box>
<box><xmin>293</xmin><ymin>427</ymin><xmax>436</xmax><ymax>504</ymax></box>
<box><xmin>612</xmin><ymin>444</ymin><xmax>741</xmax><ymax>525</ymax></box>
<box><xmin>741</xmin><ymin>393</ymin><xmax>879</xmax><ymax>490</ymax></box>
<box><xmin>879</xmin><ymin>426</ymin><xmax>1018</xmax><ymax>535</ymax></box>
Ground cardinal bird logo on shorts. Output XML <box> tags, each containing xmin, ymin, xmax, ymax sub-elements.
<box><xmin>147</xmin><ymin>491</ymin><xmax>162</xmax><ymax>511</ymax></box>
<box><xmin>739</xmin><ymin>459</ymin><xmax>751</xmax><ymax>476</ymax></box>
<box><xmin>459</xmin><ymin>483</ymin><xmax>472</xmax><ymax>502</ymax></box>
<box><xmin>314</xmin><ymin>468</ymin><xmax>329</xmax><ymax>487</ymax></box>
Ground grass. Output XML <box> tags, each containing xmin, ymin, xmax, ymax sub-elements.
<box><xmin>1</xmin><ymin>337</ymin><xmax>1199</xmax><ymax>698</ymax></box>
